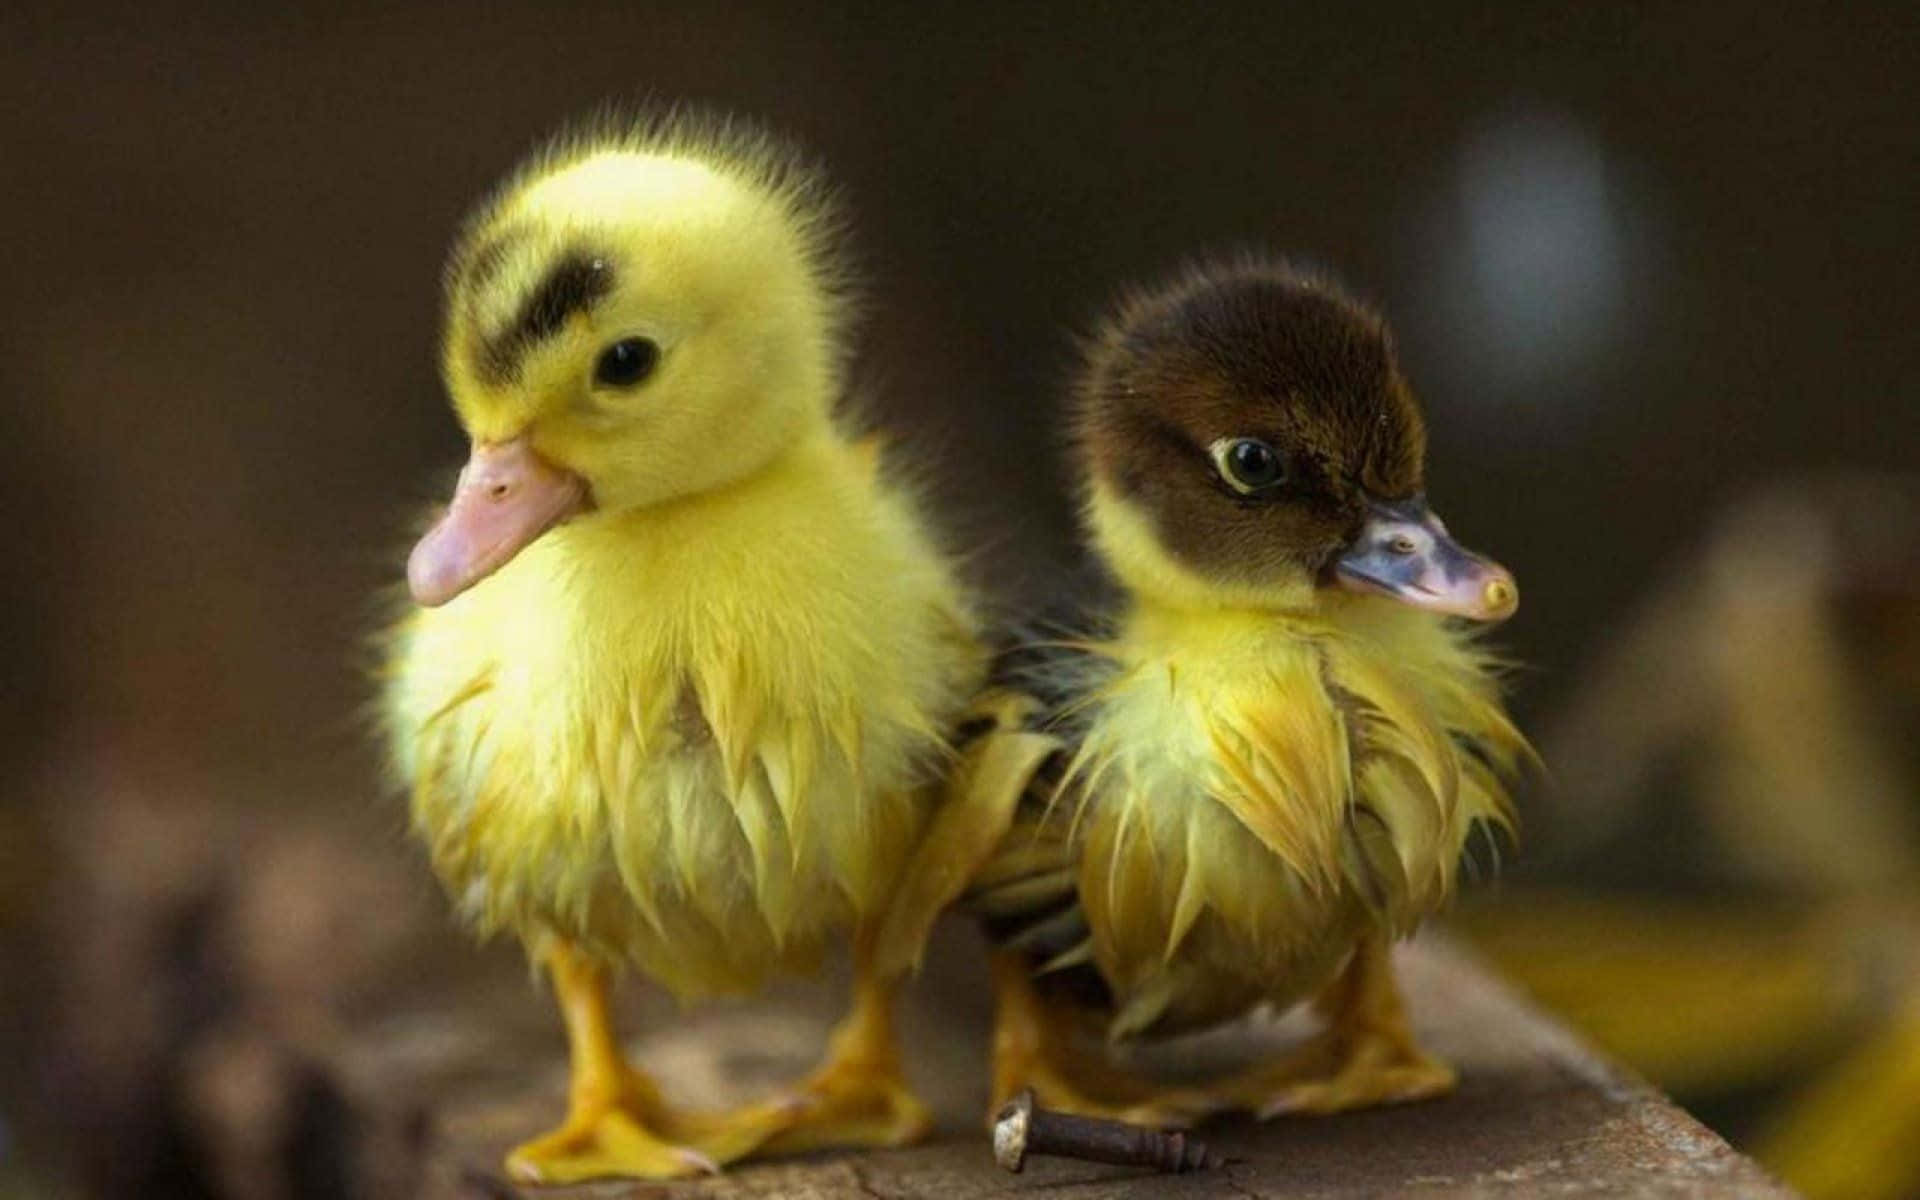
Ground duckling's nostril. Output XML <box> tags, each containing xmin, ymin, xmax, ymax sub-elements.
<box><xmin>488</xmin><ymin>481</ymin><xmax>513</xmax><ymax>501</ymax></box>
<box><xmin>1388</xmin><ymin>534</ymin><xmax>1418</xmax><ymax>555</ymax></box>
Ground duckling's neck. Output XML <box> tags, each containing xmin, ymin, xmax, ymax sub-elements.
<box><xmin>1113</xmin><ymin>594</ymin><xmax>1311</xmax><ymax>666</ymax></box>
<box><xmin>1085</xmin><ymin>479</ymin><xmax>1323</xmax><ymax>618</ymax></box>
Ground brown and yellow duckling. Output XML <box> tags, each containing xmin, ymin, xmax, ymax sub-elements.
<box><xmin>961</xmin><ymin>258</ymin><xmax>1530</xmax><ymax>1125</ymax></box>
<box><xmin>381</xmin><ymin>111</ymin><xmax>985</xmax><ymax>1182</ymax></box>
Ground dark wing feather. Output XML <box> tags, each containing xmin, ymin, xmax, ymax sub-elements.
<box><xmin>959</xmin><ymin>583</ymin><xmax>1119</xmax><ymax>1014</ymax></box>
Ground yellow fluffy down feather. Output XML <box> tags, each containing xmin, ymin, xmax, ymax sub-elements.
<box><xmin>387</xmin><ymin>440</ymin><xmax>980</xmax><ymax>999</ymax></box>
<box><xmin>379</xmin><ymin>112</ymin><xmax>983</xmax><ymax>1001</ymax></box>
<box><xmin>993</xmin><ymin>592</ymin><xmax>1525</xmax><ymax>1039</ymax></box>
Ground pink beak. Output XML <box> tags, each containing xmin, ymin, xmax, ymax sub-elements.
<box><xmin>406</xmin><ymin>436</ymin><xmax>590</xmax><ymax>607</ymax></box>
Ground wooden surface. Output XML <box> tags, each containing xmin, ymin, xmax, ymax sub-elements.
<box><xmin>357</xmin><ymin>929</ymin><xmax>1791</xmax><ymax>1199</ymax></box>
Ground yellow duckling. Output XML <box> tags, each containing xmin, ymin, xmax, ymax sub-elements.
<box><xmin>381</xmin><ymin>111</ymin><xmax>984</xmax><ymax>1182</ymax></box>
<box><xmin>961</xmin><ymin>258</ymin><xmax>1531</xmax><ymax>1124</ymax></box>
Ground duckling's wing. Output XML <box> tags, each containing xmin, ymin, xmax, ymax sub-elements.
<box><xmin>867</xmin><ymin>683</ymin><xmax>1055</xmax><ymax>979</ymax></box>
<box><xmin>956</xmin><ymin>626</ymin><xmax>1116</xmax><ymax>1013</ymax></box>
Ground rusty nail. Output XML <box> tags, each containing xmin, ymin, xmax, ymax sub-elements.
<box><xmin>992</xmin><ymin>1088</ymin><xmax>1221</xmax><ymax>1174</ymax></box>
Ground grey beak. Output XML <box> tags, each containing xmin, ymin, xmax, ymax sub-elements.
<box><xmin>1333</xmin><ymin>495</ymin><xmax>1518</xmax><ymax>622</ymax></box>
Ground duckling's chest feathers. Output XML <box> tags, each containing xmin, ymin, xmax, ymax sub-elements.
<box><xmin>409</xmin><ymin>640</ymin><xmax>893</xmax><ymax>996</ymax></box>
<box><xmin>387</xmin><ymin>449</ymin><xmax>979</xmax><ymax>997</ymax></box>
<box><xmin>1066</xmin><ymin>602</ymin><xmax>1522</xmax><ymax>1034</ymax></box>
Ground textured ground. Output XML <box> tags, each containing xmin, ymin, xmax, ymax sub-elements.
<box><xmin>366</xmin><ymin>931</ymin><xmax>1791</xmax><ymax>1199</ymax></box>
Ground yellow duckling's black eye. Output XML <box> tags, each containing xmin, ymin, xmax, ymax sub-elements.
<box><xmin>593</xmin><ymin>337</ymin><xmax>660</xmax><ymax>388</ymax></box>
<box><xmin>1210</xmin><ymin>437</ymin><xmax>1286</xmax><ymax>495</ymax></box>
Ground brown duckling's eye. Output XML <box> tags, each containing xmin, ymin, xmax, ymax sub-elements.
<box><xmin>1210</xmin><ymin>437</ymin><xmax>1286</xmax><ymax>495</ymax></box>
<box><xmin>593</xmin><ymin>337</ymin><xmax>660</xmax><ymax>388</ymax></box>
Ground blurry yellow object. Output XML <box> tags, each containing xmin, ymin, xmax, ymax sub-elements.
<box><xmin>1458</xmin><ymin>896</ymin><xmax>1866</xmax><ymax>1096</ymax></box>
<box><xmin>957</xmin><ymin>261</ymin><xmax>1532</xmax><ymax>1125</ymax></box>
<box><xmin>1470</xmin><ymin>895</ymin><xmax>1920</xmax><ymax>1200</ymax></box>
<box><xmin>1544</xmin><ymin>478</ymin><xmax>1918</xmax><ymax>890</ymax></box>
<box><xmin>1756</xmin><ymin>991</ymin><xmax>1920</xmax><ymax>1200</ymax></box>
<box><xmin>380</xmin><ymin>110</ymin><xmax>984</xmax><ymax>1182</ymax></box>
<box><xmin>1472</xmin><ymin>477</ymin><xmax>1920</xmax><ymax>1200</ymax></box>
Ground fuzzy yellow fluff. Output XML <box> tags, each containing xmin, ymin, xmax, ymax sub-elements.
<box><xmin>387</xmin><ymin>439</ymin><xmax>979</xmax><ymax>998</ymax></box>
<box><xmin>990</xmin><ymin>479</ymin><xmax>1528</xmax><ymax>1040</ymax></box>
<box><xmin>1056</xmin><ymin>591</ymin><xmax>1524</xmax><ymax>1038</ymax></box>
<box><xmin>381</xmin><ymin>113</ymin><xmax>982</xmax><ymax>1002</ymax></box>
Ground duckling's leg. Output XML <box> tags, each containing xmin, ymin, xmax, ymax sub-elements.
<box><xmin>747</xmin><ymin>932</ymin><xmax>936</xmax><ymax>1156</ymax></box>
<box><xmin>987</xmin><ymin>952</ymin><xmax>1215</xmax><ymax>1127</ymax></box>
<box><xmin>1216</xmin><ymin>937</ymin><xmax>1455</xmax><ymax>1117</ymax></box>
<box><xmin>504</xmin><ymin>942</ymin><xmax>751</xmax><ymax>1184</ymax></box>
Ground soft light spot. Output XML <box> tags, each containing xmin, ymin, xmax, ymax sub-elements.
<box><xmin>1456</xmin><ymin>110</ymin><xmax>1624</xmax><ymax>390</ymax></box>
<box><xmin>1399</xmin><ymin>106</ymin><xmax>1652</xmax><ymax>434</ymax></box>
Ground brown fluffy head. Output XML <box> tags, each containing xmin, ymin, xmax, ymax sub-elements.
<box><xmin>1071</xmin><ymin>258</ymin><xmax>1428</xmax><ymax>605</ymax></box>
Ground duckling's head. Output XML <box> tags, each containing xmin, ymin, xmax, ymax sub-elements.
<box><xmin>1072</xmin><ymin>258</ymin><xmax>1516</xmax><ymax>621</ymax></box>
<box><xmin>408</xmin><ymin>112</ymin><xmax>851</xmax><ymax>606</ymax></box>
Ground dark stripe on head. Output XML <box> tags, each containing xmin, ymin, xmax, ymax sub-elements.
<box><xmin>472</xmin><ymin>251</ymin><xmax>617</xmax><ymax>385</ymax></box>
<box><xmin>456</xmin><ymin>226</ymin><xmax>530</xmax><ymax>302</ymax></box>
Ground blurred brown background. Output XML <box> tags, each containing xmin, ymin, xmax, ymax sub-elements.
<box><xmin>2</xmin><ymin>3</ymin><xmax>1915</xmax><ymax>1197</ymax></box>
